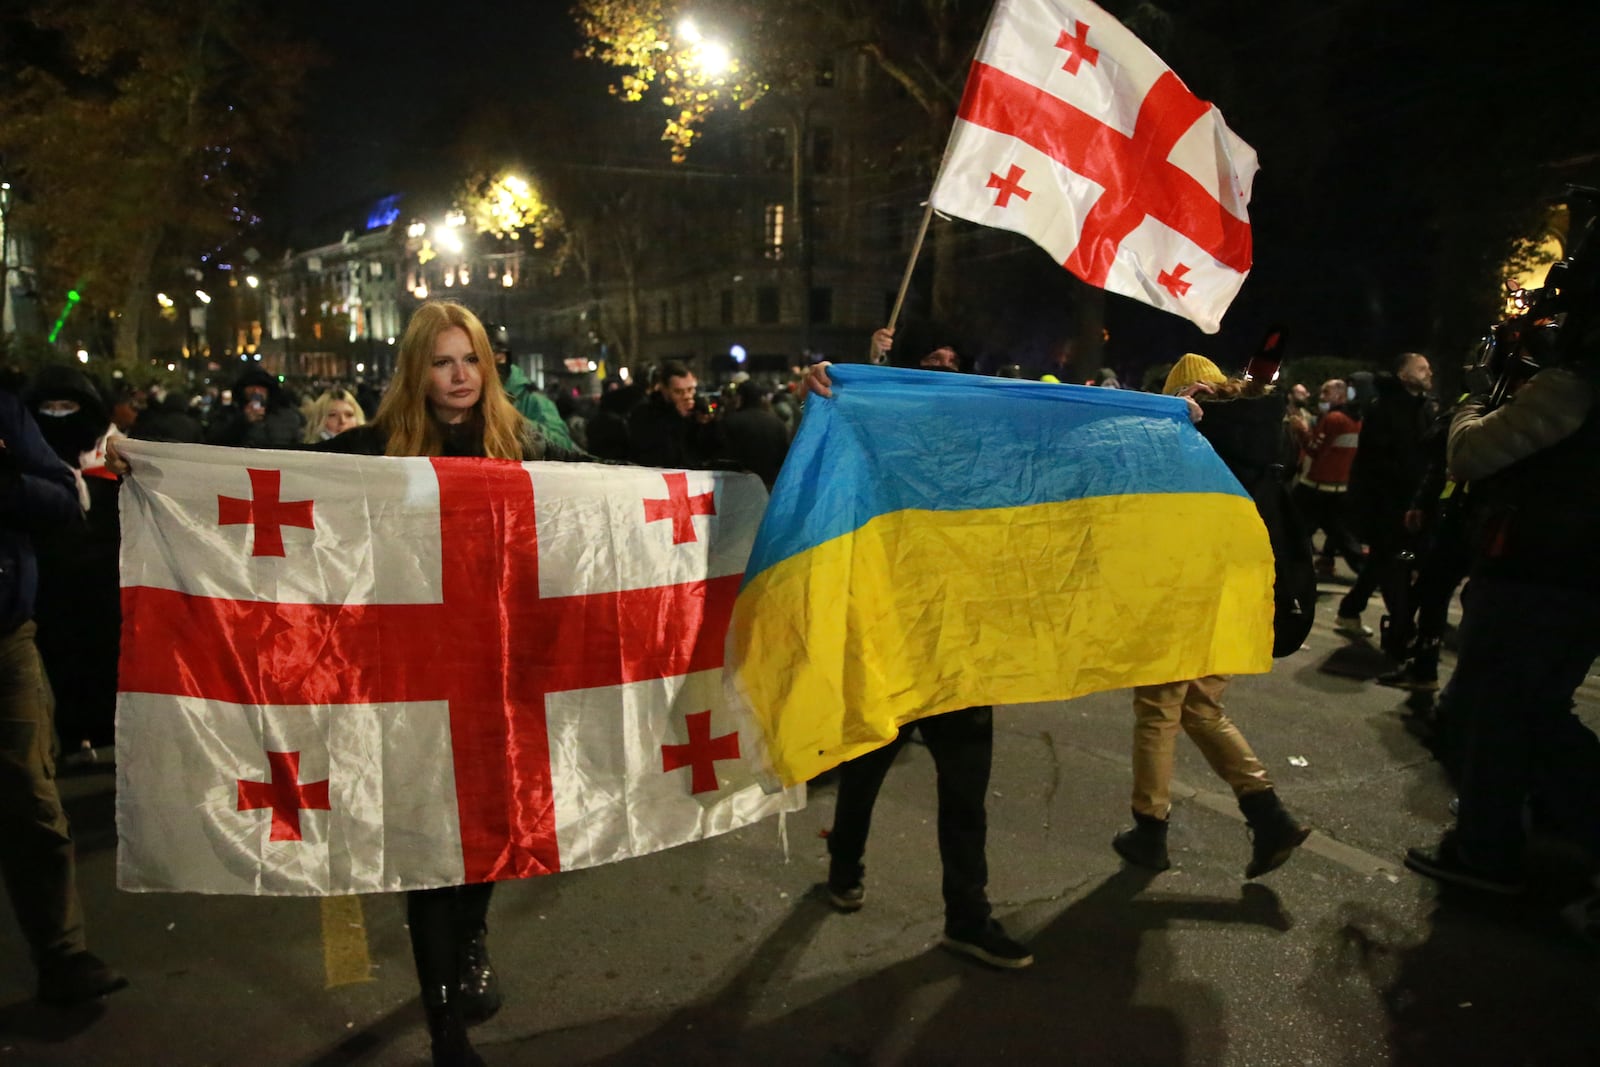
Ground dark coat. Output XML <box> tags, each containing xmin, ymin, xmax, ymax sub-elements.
<box><xmin>1196</xmin><ymin>391</ymin><xmax>1316</xmax><ymax>656</ymax></box>
<box><xmin>627</xmin><ymin>393</ymin><xmax>723</xmax><ymax>469</ymax></box>
<box><xmin>312</xmin><ymin>418</ymin><xmax>593</xmax><ymax>464</ymax></box>
<box><xmin>207</xmin><ymin>368</ymin><xmax>306</xmax><ymax>448</ymax></box>
<box><xmin>1346</xmin><ymin>375</ymin><xmax>1438</xmax><ymax>537</ymax></box>
<box><xmin>719</xmin><ymin>406</ymin><xmax>791</xmax><ymax>489</ymax></box>
<box><xmin>0</xmin><ymin>393</ymin><xmax>82</xmax><ymax>635</ymax></box>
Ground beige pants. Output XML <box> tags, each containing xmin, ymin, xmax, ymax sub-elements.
<box><xmin>1130</xmin><ymin>675</ymin><xmax>1272</xmax><ymax>820</ymax></box>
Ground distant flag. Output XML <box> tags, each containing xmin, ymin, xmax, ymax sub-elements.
<box><xmin>929</xmin><ymin>0</ymin><xmax>1258</xmax><ymax>333</ymax></box>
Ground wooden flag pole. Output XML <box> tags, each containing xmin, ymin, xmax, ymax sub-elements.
<box><xmin>865</xmin><ymin>197</ymin><xmax>936</xmax><ymax>364</ymax></box>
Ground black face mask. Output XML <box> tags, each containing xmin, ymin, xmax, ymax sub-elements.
<box><xmin>36</xmin><ymin>410</ymin><xmax>104</xmax><ymax>463</ymax></box>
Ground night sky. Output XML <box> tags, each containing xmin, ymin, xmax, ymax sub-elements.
<box><xmin>259</xmin><ymin>1</ymin><xmax>1600</xmax><ymax>378</ymax></box>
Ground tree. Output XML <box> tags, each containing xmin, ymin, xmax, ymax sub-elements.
<box><xmin>0</xmin><ymin>1</ymin><xmax>312</xmax><ymax>365</ymax></box>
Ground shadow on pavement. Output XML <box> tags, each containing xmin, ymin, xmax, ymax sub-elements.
<box><xmin>0</xmin><ymin>995</ymin><xmax>108</xmax><ymax>1042</ymax></box>
<box><xmin>528</xmin><ymin>866</ymin><xmax>1294</xmax><ymax>1066</ymax></box>
<box><xmin>1332</xmin><ymin>890</ymin><xmax>1600</xmax><ymax>1065</ymax></box>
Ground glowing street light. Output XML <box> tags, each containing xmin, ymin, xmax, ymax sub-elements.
<box><xmin>76</xmin><ymin>349</ymin><xmax>89</xmax><ymax>364</ymax></box>
<box><xmin>245</xmin><ymin>274</ymin><xmax>260</xmax><ymax>289</ymax></box>
<box><xmin>156</xmin><ymin>292</ymin><xmax>174</xmax><ymax>308</ymax></box>
<box><xmin>194</xmin><ymin>289</ymin><xmax>212</xmax><ymax>304</ymax></box>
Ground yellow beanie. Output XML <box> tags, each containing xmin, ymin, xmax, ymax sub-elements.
<box><xmin>1163</xmin><ymin>353</ymin><xmax>1226</xmax><ymax>395</ymax></box>
<box><xmin>1039</xmin><ymin>373</ymin><xmax>1061</xmax><ymax>384</ymax></box>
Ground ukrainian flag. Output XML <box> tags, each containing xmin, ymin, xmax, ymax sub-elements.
<box><xmin>727</xmin><ymin>365</ymin><xmax>1274</xmax><ymax>787</ymax></box>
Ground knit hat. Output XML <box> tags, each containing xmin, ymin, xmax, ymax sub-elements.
<box><xmin>1162</xmin><ymin>353</ymin><xmax>1226</xmax><ymax>395</ymax></box>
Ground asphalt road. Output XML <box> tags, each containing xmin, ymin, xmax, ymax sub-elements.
<box><xmin>3</xmin><ymin>578</ymin><xmax>1598</xmax><ymax>1066</ymax></box>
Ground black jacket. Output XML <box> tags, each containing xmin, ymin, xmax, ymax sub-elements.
<box><xmin>627</xmin><ymin>393</ymin><xmax>723</xmax><ymax>469</ymax></box>
<box><xmin>1347</xmin><ymin>375</ymin><xmax>1438</xmax><ymax>533</ymax></box>
<box><xmin>1196</xmin><ymin>391</ymin><xmax>1316</xmax><ymax>656</ymax></box>
<box><xmin>208</xmin><ymin>368</ymin><xmax>306</xmax><ymax>448</ymax></box>
<box><xmin>0</xmin><ymin>393</ymin><xmax>82</xmax><ymax>634</ymax></box>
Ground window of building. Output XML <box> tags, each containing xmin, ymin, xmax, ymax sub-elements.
<box><xmin>720</xmin><ymin>289</ymin><xmax>734</xmax><ymax>325</ymax></box>
<box><xmin>763</xmin><ymin>203</ymin><xmax>785</xmax><ymax>260</ymax></box>
<box><xmin>757</xmin><ymin>287</ymin><xmax>780</xmax><ymax>324</ymax></box>
<box><xmin>809</xmin><ymin>287</ymin><xmax>833</xmax><ymax>325</ymax></box>
<box><xmin>763</xmin><ymin>128</ymin><xmax>788</xmax><ymax>172</ymax></box>
<box><xmin>811</xmin><ymin>127</ymin><xmax>834</xmax><ymax>175</ymax></box>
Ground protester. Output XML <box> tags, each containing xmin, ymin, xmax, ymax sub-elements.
<box><xmin>1294</xmin><ymin>378</ymin><xmax>1365</xmax><ymax>578</ymax></box>
<box><xmin>206</xmin><ymin>367</ymin><xmax>305</xmax><ymax>449</ymax></box>
<box><xmin>807</xmin><ymin>329</ymin><xmax>1033</xmax><ymax>970</ymax></box>
<box><xmin>1405</xmin><ymin>354</ymin><xmax>1600</xmax><ymax>896</ymax></box>
<box><xmin>315</xmin><ymin>301</ymin><xmax>591</xmax><ymax>1066</ymax></box>
<box><xmin>22</xmin><ymin>366</ymin><xmax>122</xmax><ymax>761</ymax></box>
<box><xmin>627</xmin><ymin>359</ymin><xmax>723</xmax><ymax>468</ymax></box>
<box><xmin>1337</xmin><ymin>354</ymin><xmax>1437</xmax><ymax>649</ymax></box>
<box><xmin>301</xmin><ymin>387</ymin><xmax>366</xmax><ymax>444</ymax></box>
<box><xmin>495</xmin><ymin>341</ymin><xmax>579</xmax><ymax>452</ymax></box>
<box><xmin>718</xmin><ymin>380</ymin><xmax>790</xmax><ymax>490</ymax></box>
<box><xmin>0</xmin><ymin>390</ymin><xmax>127</xmax><ymax>1006</ymax></box>
<box><xmin>1109</xmin><ymin>355</ymin><xmax>1311</xmax><ymax>879</ymax></box>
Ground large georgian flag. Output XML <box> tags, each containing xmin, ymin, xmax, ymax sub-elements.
<box><xmin>929</xmin><ymin>0</ymin><xmax>1258</xmax><ymax>333</ymax></box>
<box><xmin>115</xmin><ymin>440</ymin><xmax>802</xmax><ymax>895</ymax></box>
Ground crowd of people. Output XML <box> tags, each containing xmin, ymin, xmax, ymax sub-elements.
<box><xmin>2</xmin><ymin>297</ymin><xmax>1597</xmax><ymax>1066</ymax></box>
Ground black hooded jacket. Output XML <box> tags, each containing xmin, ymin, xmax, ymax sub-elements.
<box><xmin>207</xmin><ymin>367</ymin><xmax>305</xmax><ymax>448</ymax></box>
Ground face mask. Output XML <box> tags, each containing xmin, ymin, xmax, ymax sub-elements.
<box><xmin>1318</xmin><ymin>401</ymin><xmax>1331</xmax><ymax>413</ymax></box>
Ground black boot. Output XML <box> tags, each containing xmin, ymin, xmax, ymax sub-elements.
<box><xmin>1239</xmin><ymin>790</ymin><xmax>1311</xmax><ymax>879</ymax></box>
<box><xmin>422</xmin><ymin>984</ymin><xmax>485</xmax><ymax>1067</ymax></box>
<box><xmin>1112</xmin><ymin>810</ymin><xmax>1171</xmax><ymax>871</ymax></box>
<box><xmin>459</xmin><ymin>928</ymin><xmax>502</xmax><ymax>1025</ymax></box>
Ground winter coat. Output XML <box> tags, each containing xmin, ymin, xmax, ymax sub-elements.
<box><xmin>207</xmin><ymin>368</ymin><xmax>306</xmax><ymax>448</ymax></box>
<box><xmin>1448</xmin><ymin>367</ymin><xmax>1600</xmax><ymax>590</ymax></box>
<box><xmin>1195</xmin><ymin>391</ymin><xmax>1316</xmax><ymax>656</ymax></box>
<box><xmin>627</xmin><ymin>393</ymin><xmax>723</xmax><ymax>469</ymax></box>
<box><xmin>1346</xmin><ymin>375</ymin><xmax>1437</xmax><ymax>538</ymax></box>
<box><xmin>0</xmin><ymin>393</ymin><xmax>82</xmax><ymax>635</ymax></box>
<box><xmin>312</xmin><ymin>416</ymin><xmax>593</xmax><ymax>464</ymax></box>
<box><xmin>502</xmin><ymin>364</ymin><xmax>579</xmax><ymax>452</ymax></box>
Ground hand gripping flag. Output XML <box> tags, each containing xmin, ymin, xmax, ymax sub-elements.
<box><xmin>115</xmin><ymin>440</ymin><xmax>802</xmax><ymax>895</ymax></box>
<box><xmin>929</xmin><ymin>0</ymin><xmax>1258</xmax><ymax>333</ymax></box>
<box><xmin>726</xmin><ymin>366</ymin><xmax>1274</xmax><ymax>788</ymax></box>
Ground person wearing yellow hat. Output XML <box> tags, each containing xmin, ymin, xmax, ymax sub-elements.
<box><xmin>1162</xmin><ymin>353</ymin><xmax>1228</xmax><ymax>396</ymax></box>
<box><xmin>1111</xmin><ymin>355</ymin><xmax>1313</xmax><ymax>879</ymax></box>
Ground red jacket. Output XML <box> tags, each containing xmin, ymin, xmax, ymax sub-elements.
<box><xmin>1302</xmin><ymin>409</ymin><xmax>1361</xmax><ymax>486</ymax></box>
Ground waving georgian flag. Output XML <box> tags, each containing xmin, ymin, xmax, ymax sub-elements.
<box><xmin>930</xmin><ymin>0</ymin><xmax>1258</xmax><ymax>333</ymax></box>
<box><xmin>114</xmin><ymin>441</ymin><xmax>802</xmax><ymax>896</ymax></box>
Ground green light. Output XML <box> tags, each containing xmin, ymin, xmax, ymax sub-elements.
<box><xmin>47</xmin><ymin>283</ymin><xmax>85</xmax><ymax>344</ymax></box>
<box><xmin>66</xmin><ymin>289</ymin><xmax>81</xmax><ymax>302</ymax></box>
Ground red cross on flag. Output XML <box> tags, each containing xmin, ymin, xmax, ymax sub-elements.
<box><xmin>929</xmin><ymin>0</ymin><xmax>1258</xmax><ymax>333</ymax></box>
<box><xmin>113</xmin><ymin>441</ymin><xmax>802</xmax><ymax>896</ymax></box>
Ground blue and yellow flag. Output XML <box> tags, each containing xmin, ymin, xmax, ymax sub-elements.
<box><xmin>726</xmin><ymin>365</ymin><xmax>1274</xmax><ymax>787</ymax></box>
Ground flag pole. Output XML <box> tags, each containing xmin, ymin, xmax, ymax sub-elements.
<box><xmin>886</xmin><ymin>198</ymin><xmax>936</xmax><ymax>333</ymax></box>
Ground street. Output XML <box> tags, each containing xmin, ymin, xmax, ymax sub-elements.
<box><xmin>3</xmin><ymin>581</ymin><xmax>1598</xmax><ymax>1067</ymax></box>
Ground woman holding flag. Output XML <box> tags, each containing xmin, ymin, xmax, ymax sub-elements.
<box><xmin>315</xmin><ymin>300</ymin><xmax>592</xmax><ymax>1066</ymax></box>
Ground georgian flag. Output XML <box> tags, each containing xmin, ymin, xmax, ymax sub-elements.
<box><xmin>115</xmin><ymin>440</ymin><xmax>802</xmax><ymax>896</ymax></box>
<box><xmin>930</xmin><ymin>0</ymin><xmax>1258</xmax><ymax>333</ymax></box>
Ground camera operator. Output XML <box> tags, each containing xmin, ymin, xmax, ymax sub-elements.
<box><xmin>1404</xmin><ymin>340</ymin><xmax>1600</xmax><ymax>895</ymax></box>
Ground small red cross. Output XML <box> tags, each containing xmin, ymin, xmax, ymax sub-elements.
<box><xmin>1158</xmin><ymin>263</ymin><xmax>1193</xmax><ymax>297</ymax></box>
<box><xmin>1055</xmin><ymin>21</ymin><xmax>1100</xmax><ymax>75</ymax></box>
<box><xmin>986</xmin><ymin>164</ymin><xmax>1033</xmax><ymax>208</ymax></box>
<box><xmin>219</xmin><ymin>468</ymin><xmax>315</xmax><ymax>557</ymax></box>
<box><xmin>644</xmin><ymin>472</ymin><xmax>716</xmax><ymax>545</ymax></box>
<box><xmin>661</xmin><ymin>710</ymin><xmax>741</xmax><ymax>795</ymax></box>
<box><xmin>237</xmin><ymin>750</ymin><xmax>331</xmax><ymax>842</ymax></box>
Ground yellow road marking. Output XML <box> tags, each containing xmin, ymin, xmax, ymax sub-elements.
<box><xmin>321</xmin><ymin>895</ymin><xmax>375</xmax><ymax>988</ymax></box>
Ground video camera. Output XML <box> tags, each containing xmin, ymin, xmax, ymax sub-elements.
<box><xmin>1472</xmin><ymin>185</ymin><xmax>1600</xmax><ymax>409</ymax></box>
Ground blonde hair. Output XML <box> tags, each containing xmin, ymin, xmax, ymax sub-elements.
<box><xmin>374</xmin><ymin>301</ymin><xmax>526</xmax><ymax>459</ymax></box>
<box><xmin>303</xmin><ymin>388</ymin><xmax>366</xmax><ymax>444</ymax></box>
